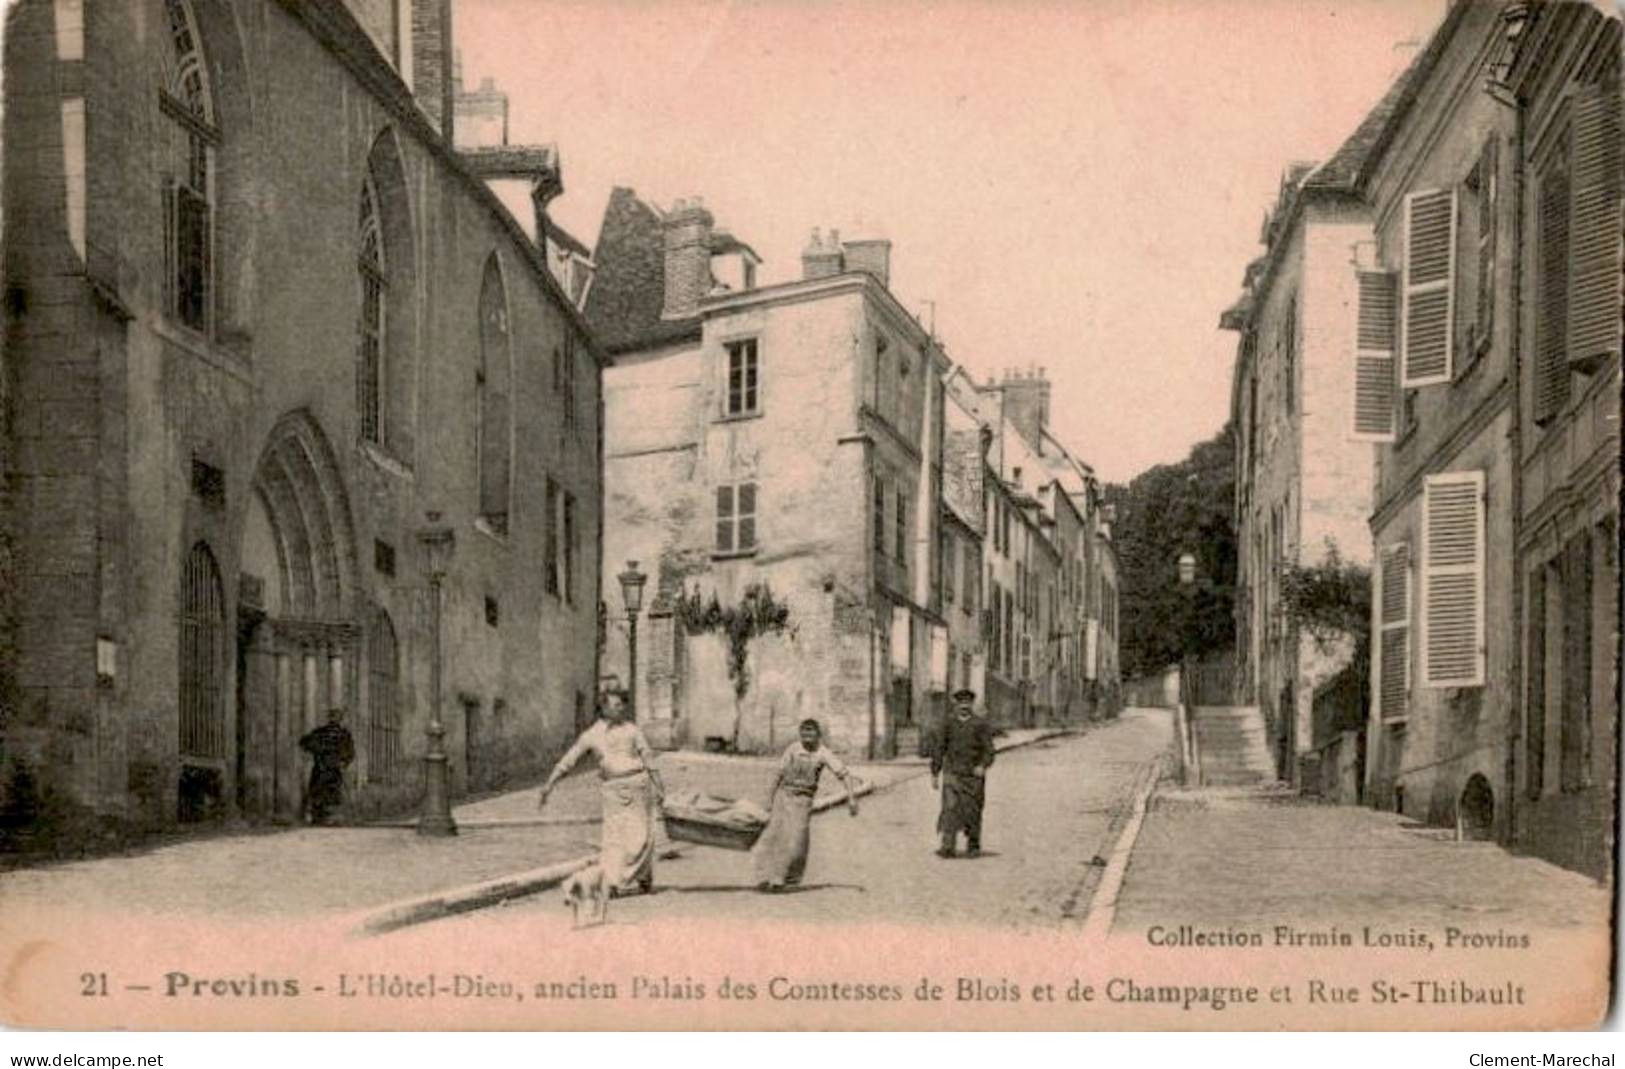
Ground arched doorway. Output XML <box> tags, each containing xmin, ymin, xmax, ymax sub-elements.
<box><xmin>1458</xmin><ymin>773</ymin><xmax>1494</xmax><ymax>842</ymax></box>
<box><xmin>236</xmin><ymin>412</ymin><xmax>359</xmax><ymax>821</ymax></box>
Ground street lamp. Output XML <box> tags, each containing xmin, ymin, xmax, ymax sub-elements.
<box><xmin>617</xmin><ymin>561</ymin><xmax>648</xmax><ymax>717</ymax></box>
<box><xmin>417</xmin><ymin>515</ymin><xmax>457</xmax><ymax>837</ymax></box>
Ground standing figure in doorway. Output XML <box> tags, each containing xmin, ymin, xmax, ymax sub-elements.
<box><xmin>931</xmin><ymin>688</ymin><xmax>995</xmax><ymax>857</ymax></box>
<box><xmin>539</xmin><ymin>687</ymin><xmax>665</xmax><ymax>898</ymax></box>
<box><xmin>752</xmin><ymin>719</ymin><xmax>859</xmax><ymax>893</ymax></box>
<box><xmin>300</xmin><ymin>706</ymin><xmax>356</xmax><ymax>826</ymax></box>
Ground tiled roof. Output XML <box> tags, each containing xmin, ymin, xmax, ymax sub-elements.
<box><xmin>584</xmin><ymin>188</ymin><xmax>702</xmax><ymax>354</ymax></box>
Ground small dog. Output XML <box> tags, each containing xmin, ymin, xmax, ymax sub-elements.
<box><xmin>562</xmin><ymin>863</ymin><xmax>608</xmax><ymax>928</ymax></box>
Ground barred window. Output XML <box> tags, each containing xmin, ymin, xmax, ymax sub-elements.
<box><xmin>179</xmin><ymin>542</ymin><xmax>226</xmax><ymax>760</ymax></box>
<box><xmin>368</xmin><ymin>611</ymin><xmax>401</xmax><ymax>784</ymax></box>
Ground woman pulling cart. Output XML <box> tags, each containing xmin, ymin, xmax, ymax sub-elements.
<box><xmin>750</xmin><ymin>718</ymin><xmax>859</xmax><ymax>893</ymax></box>
<box><xmin>538</xmin><ymin>687</ymin><xmax>664</xmax><ymax>897</ymax></box>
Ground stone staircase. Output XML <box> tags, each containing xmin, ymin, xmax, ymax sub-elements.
<box><xmin>1192</xmin><ymin>705</ymin><xmax>1276</xmax><ymax>787</ymax></box>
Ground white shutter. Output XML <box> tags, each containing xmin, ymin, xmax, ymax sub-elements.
<box><xmin>1352</xmin><ymin>270</ymin><xmax>1399</xmax><ymax>440</ymax></box>
<box><xmin>1421</xmin><ymin>471</ymin><xmax>1485</xmax><ymax>687</ymax></box>
<box><xmin>1376</xmin><ymin>542</ymin><xmax>1410</xmax><ymax>719</ymax></box>
<box><xmin>1401</xmin><ymin>188</ymin><xmax>1457</xmax><ymax>387</ymax></box>
<box><xmin>1567</xmin><ymin>84</ymin><xmax>1623</xmax><ymax>373</ymax></box>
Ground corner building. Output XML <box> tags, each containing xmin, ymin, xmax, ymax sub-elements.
<box><xmin>1</xmin><ymin>0</ymin><xmax>604</xmax><ymax>828</ymax></box>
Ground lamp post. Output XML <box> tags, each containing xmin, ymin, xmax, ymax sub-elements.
<box><xmin>1177</xmin><ymin>552</ymin><xmax>1198</xmax><ymax>703</ymax></box>
<box><xmin>617</xmin><ymin>561</ymin><xmax>647</xmax><ymax>717</ymax></box>
<box><xmin>417</xmin><ymin>516</ymin><xmax>457</xmax><ymax>837</ymax></box>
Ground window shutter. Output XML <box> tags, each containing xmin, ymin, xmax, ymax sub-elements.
<box><xmin>1401</xmin><ymin>188</ymin><xmax>1457</xmax><ymax>386</ymax></box>
<box><xmin>737</xmin><ymin>482</ymin><xmax>756</xmax><ymax>550</ymax></box>
<box><xmin>1352</xmin><ymin>270</ymin><xmax>1398</xmax><ymax>441</ymax></box>
<box><xmin>1567</xmin><ymin>85</ymin><xmax>1623</xmax><ymax>373</ymax></box>
<box><xmin>1535</xmin><ymin>149</ymin><xmax>1572</xmax><ymax>422</ymax></box>
<box><xmin>715</xmin><ymin>485</ymin><xmax>735</xmax><ymax>552</ymax></box>
<box><xmin>1377</xmin><ymin>542</ymin><xmax>1410</xmax><ymax>718</ymax></box>
<box><xmin>1421</xmin><ymin>471</ymin><xmax>1485</xmax><ymax>687</ymax></box>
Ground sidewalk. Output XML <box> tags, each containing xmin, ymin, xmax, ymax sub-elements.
<box><xmin>1110</xmin><ymin>784</ymin><xmax>1612</xmax><ymax>935</ymax></box>
<box><xmin>0</xmin><ymin>726</ymin><xmax>1069</xmax><ymax>931</ymax></box>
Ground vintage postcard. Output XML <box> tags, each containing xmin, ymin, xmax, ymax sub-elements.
<box><xmin>0</xmin><ymin>0</ymin><xmax>1617</xmax><ymax>1033</ymax></box>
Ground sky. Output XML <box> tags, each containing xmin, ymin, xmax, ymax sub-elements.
<box><xmin>456</xmin><ymin>0</ymin><xmax>1448</xmax><ymax>485</ymax></box>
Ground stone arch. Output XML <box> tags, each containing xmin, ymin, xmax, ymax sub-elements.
<box><xmin>1458</xmin><ymin>773</ymin><xmax>1494</xmax><ymax>842</ymax></box>
<box><xmin>246</xmin><ymin>410</ymin><xmax>358</xmax><ymax>619</ymax></box>
<box><xmin>359</xmin><ymin>127</ymin><xmax>418</xmax><ymax>459</ymax></box>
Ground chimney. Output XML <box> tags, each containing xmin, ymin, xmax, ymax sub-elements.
<box><xmin>411</xmin><ymin>0</ymin><xmax>455</xmax><ymax>141</ymax></box>
<box><xmin>662</xmin><ymin>197</ymin><xmax>715</xmax><ymax>320</ymax></box>
<box><xmin>842</xmin><ymin>238</ymin><xmax>891</xmax><ymax>288</ymax></box>
<box><xmin>802</xmin><ymin>227</ymin><xmax>845</xmax><ymax>280</ymax></box>
<box><xmin>1000</xmin><ymin>365</ymin><xmax>1051</xmax><ymax>449</ymax></box>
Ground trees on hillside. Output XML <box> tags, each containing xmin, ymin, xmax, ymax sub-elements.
<box><xmin>1104</xmin><ymin>425</ymin><xmax>1237</xmax><ymax>679</ymax></box>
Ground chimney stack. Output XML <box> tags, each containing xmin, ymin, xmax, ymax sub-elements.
<box><xmin>802</xmin><ymin>227</ymin><xmax>845</xmax><ymax>280</ymax></box>
<box><xmin>842</xmin><ymin>238</ymin><xmax>891</xmax><ymax>288</ymax></box>
<box><xmin>1000</xmin><ymin>365</ymin><xmax>1052</xmax><ymax>450</ymax></box>
<box><xmin>662</xmin><ymin>197</ymin><xmax>715</xmax><ymax>320</ymax></box>
<box><xmin>411</xmin><ymin>0</ymin><xmax>455</xmax><ymax>141</ymax></box>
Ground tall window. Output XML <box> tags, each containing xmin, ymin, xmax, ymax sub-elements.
<box><xmin>1559</xmin><ymin>532</ymin><xmax>1593</xmax><ymax>791</ymax></box>
<box><xmin>544</xmin><ymin>477</ymin><xmax>559</xmax><ymax>595</ymax></box>
<box><xmin>726</xmin><ymin>339</ymin><xmax>760</xmax><ymax>416</ymax></box>
<box><xmin>368</xmin><ymin>610</ymin><xmax>401</xmax><ymax>784</ymax></box>
<box><xmin>477</xmin><ymin>255</ymin><xmax>512</xmax><ymax>532</ymax></box>
<box><xmin>873</xmin><ymin>477</ymin><xmax>887</xmax><ymax>557</ymax></box>
<box><xmin>563</xmin><ymin>491</ymin><xmax>577</xmax><ymax>604</ymax></box>
<box><xmin>943</xmin><ymin>532</ymin><xmax>956</xmax><ymax>604</ymax></box>
<box><xmin>895</xmin><ymin>493</ymin><xmax>908</xmax><ymax>573</ymax></box>
<box><xmin>716</xmin><ymin>482</ymin><xmax>757</xmax><ymax>553</ymax></box>
<box><xmin>180</xmin><ymin>542</ymin><xmax>225</xmax><ymax>760</ymax></box>
<box><xmin>160</xmin><ymin>0</ymin><xmax>214</xmax><ymax>332</ymax></box>
<box><xmin>357</xmin><ymin>176</ymin><xmax>387</xmax><ymax>444</ymax></box>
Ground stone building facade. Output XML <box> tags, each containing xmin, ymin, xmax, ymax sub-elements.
<box><xmin>1222</xmin><ymin>139</ymin><xmax>1382</xmax><ymax>781</ymax></box>
<box><xmin>591</xmin><ymin>193</ymin><xmax>945</xmax><ymax>759</ymax></box>
<box><xmin>1502</xmin><ymin>3</ymin><xmax>1619</xmax><ymax>879</ymax></box>
<box><xmin>1357</xmin><ymin>1</ymin><xmax>1525</xmax><ymax>842</ymax></box>
<box><xmin>1</xmin><ymin>0</ymin><xmax>603</xmax><ymax>829</ymax></box>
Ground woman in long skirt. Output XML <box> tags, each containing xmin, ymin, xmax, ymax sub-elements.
<box><xmin>539</xmin><ymin>688</ymin><xmax>664</xmax><ymax>895</ymax></box>
<box><xmin>752</xmin><ymin>719</ymin><xmax>859</xmax><ymax>892</ymax></box>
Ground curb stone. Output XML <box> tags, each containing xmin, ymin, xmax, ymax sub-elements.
<box><xmin>355</xmin><ymin>726</ymin><xmax>1077</xmax><ymax>935</ymax></box>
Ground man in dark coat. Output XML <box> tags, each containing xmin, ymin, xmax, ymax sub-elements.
<box><xmin>300</xmin><ymin>706</ymin><xmax>355</xmax><ymax>826</ymax></box>
<box><xmin>931</xmin><ymin>688</ymin><xmax>995</xmax><ymax>858</ymax></box>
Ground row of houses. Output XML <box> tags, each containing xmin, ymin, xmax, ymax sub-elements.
<box><xmin>0</xmin><ymin>0</ymin><xmax>1120</xmax><ymax>835</ymax></box>
<box><xmin>1225</xmin><ymin>0</ymin><xmax>1619</xmax><ymax>879</ymax></box>
<box><xmin>589</xmin><ymin>194</ymin><xmax>1120</xmax><ymax>760</ymax></box>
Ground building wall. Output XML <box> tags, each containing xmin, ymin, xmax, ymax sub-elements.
<box><xmin>1363</xmin><ymin>2</ymin><xmax>1515</xmax><ymax>838</ymax></box>
<box><xmin>1509</xmin><ymin>4</ymin><xmax>1620</xmax><ymax>879</ymax></box>
<box><xmin>602</xmin><ymin>277</ymin><xmax>939</xmax><ymax>760</ymax></box>
<box><xmin>2</xmin><ymin>0</ymin><xmax>601</xmax><ymax>828</ymax></box>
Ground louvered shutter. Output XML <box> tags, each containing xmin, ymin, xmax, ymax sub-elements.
<box><xmin>1421</xmin><ymin>471</ymin><xmax>1485</xmax><ymax>687</ymax></box>
<box><xmin>1567</xmin><ymin>84</ymin><xmax>1623</xmax><ymax>373</ymax></box>
<box><xmin>1535</xmin><ymin>150</ymin><xmax>1572</xmax><ymax>423</ymax></box>
<box><xmin>1401</xmin><ymin>188</ymin><xmax>1457</xmax><ymax>386</ymax></box>
<box><xmin>1352</xmin><ymin>270</ymin><xmax>1399</xmax><ymax>440</ymax></box>
<box><xmin>1377</xmin><ymin>542</ymin><xmax>1410</xmax><ymax>719</ymax></box>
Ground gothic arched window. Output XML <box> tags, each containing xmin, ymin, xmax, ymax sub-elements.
<box><xmin>159</xmin><ymin>0</ymin><xmax>215</xmax><ymax>331</ymax></box>
<box><xmin>477</xmin><ymin>253</ymin><xmax>512</xmax><ymax>532</ymax></box>
<box><xmin>357</xmin><ymin>176</ymin><xmax>387</xmax><ymax>445</ymax></box>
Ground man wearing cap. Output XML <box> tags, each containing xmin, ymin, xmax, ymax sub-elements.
<box><xmin>930</xmin><ymin>688</ymin><xmax>995</xmax><ymax>858</ymax></box>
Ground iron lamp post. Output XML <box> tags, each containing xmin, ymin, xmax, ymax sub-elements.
<box><xmin>417</xmin><ymin>517</ymin><xmax>457</xmax><ymax>837</ymax></box>
<box><xmin>617</xmin><ymin>561</ymin><xmax>647</xmax><ymax>717</ymax></box>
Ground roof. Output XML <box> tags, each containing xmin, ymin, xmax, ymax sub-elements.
<box><xmin>709</xmin><ymin>230</ymin><xmax>761</xmax><ymax>261</ymax></box>
<box><xmin>459</xmin><ymin>144</ymin><xmax>560</xmax><ymax>179</ymax></box>
<box><xmin>544</xmin><ymin>216</ymin><xmax>592</xmax><ymax>259</ymax></box>
<box><xmin>584</xmin><ymin>187</ymin><xmax>702</xmax><ymax>354</ymax></box>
